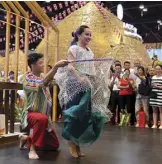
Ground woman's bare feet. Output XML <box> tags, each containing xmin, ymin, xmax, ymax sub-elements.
<box><xmin>28</xmin><ymin>150</ymin><xmax>39</xmax><ymax>159</ymax></box>
<box><xmin>29</xmin><ymin>145</ymin><xmax>39</xmax><ymax>159</ymax></box>
<box><xmin>76</xmin><ymin>145</ymin><xmax>85</xmax><ymax>157</ymax></box>
<box><xmin>19</xmin><ymin>134</ymin><xmax>28</xmax><ymax>149</ymax></box>
<box><xmin>69</xmin><ymin>143</ymin><xmax>78</xmax><ymax>158</ymax></box>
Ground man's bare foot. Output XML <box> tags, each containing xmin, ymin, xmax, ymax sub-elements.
<box><xmin>19</xmin><ymin>134</ymin><xmax>28</xmax><ymax>149</ymax></box>
<box><xmin>76</xmin><ymin>145</ymin><xmax>85</xmax><ymax>157</ymax></box>
<box><xmin>28</xmin><ymin>150</ymin><xmax>39</xmax><ymax>159</ymax></box>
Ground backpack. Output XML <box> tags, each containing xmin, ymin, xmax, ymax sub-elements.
<box><xmin>138</xmin><ymin>77</ymin><xmax>151</xmax><ymax>96</ymax></box>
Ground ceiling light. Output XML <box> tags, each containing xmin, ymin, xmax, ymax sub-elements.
<box><xmin>160</xmin><ymin>22</ymin><xmax>162</xmax><ymax>26</ymax></box>
<box><xmin>157</xmin><ymin>20</ymin><xmax>161</xmax><ymax>24</ymax></box>
<box><xmin>12</xmin><ymin>44</ymin><xmax>15</xmax><ymax>46</ymax></box>
<box><xmin>31</xmin><ymin>48</ymin><xmax>35</xmax><ymax>51</ymax></box>
<box><xmin>139</xmin><ymin>4</ymin><xmax>144</xmax><ymax>9</ymax></box>
<box><xmin>45</xmin><ymin>0</ymin><xmax>50</xmax><ymax>3</ymax></box>
<box><xmin>143</xmin><ymin>8</ymin><xmax>148</xmax><ymax>12</ymax></box>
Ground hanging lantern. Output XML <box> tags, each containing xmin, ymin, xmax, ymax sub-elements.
<box><xmin>53</xmin><ymin>4</ymin><xmax>58</xmax><ymax>11</ymax></box>
<box><xmin>70</xmin><ymin>1</ymin><xmax>74</xmax><ymax>5</ymax></box>
<box><xmin>62</xmin><ymin>11</ymin><xmax>67</xmax><ymax>18</ymax></box>
<box><xmin>67</xmin><ymin>8</ymin><xmax>71</xmax><ymax>14</ymax></box>
<box><xmin>74</xmin><ymin>4</ymin><xmax>78</xmax><ymax>9</ymax></box>
<box><xmin>58</xmin><ymin>13</ymin><xmax>63</xmax><ymax>20</ymax></box>
<box><xmin>71</xmin><ymin>6</ymin><xmax>76</xmax><ymax>12</ymax></box>
<box><xmin>58</xmin><ymin>3</ymin><xmax>63</xmax><ymax>9</ymax></box>
<box><xmin>42</xmin><ymin>7</ymin><xmax>46</xmax><ymax>13</ymax></box>
<box><xmin>64</xmin><ymin>1</ymin><xmax>69</xmax><ymax>7</ymax></box>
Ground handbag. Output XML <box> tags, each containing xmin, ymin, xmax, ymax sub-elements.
<box><xmin>138</xmin><ymin>111</ymin><xmax>146</xmax><ymax>128</ymax></box>
<box><xmin>120</xmin><ymin>110</ymin><xmax>131</xmax><ymax>127</ymax></box>
<box><xmin>138</xmin><ymin>78</ymin><xmax>151</xmax><ymax>96</ymax></box>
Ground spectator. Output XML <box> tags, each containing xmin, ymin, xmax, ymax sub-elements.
<box><xmin>8</xmin><ymin>71</ymin><xmax>14</xmax><ymax>83</ymax></box>
<box><xmin>118</xmin><ymin>69</ymin><xmax>134</xmax><ymax>125</ymax></box>
<box><xmin>110</xmin><ymin>64</ymin><xmax>122</xmax><ymax>124</ymax></box>
<box><xmin>150</xmin><ymin>65</ymin><xmax>162</xmax><ymax>129</ymax></box>
<box><xmin>134</xmin><ymin>66</ymin><xmax>150</xmax><ymax>128</ymax></box>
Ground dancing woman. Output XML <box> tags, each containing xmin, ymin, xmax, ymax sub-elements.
<box><xmin>55</xmin><ymin>25</ymin><xmax>112</xmax><ymax>158</ymax></box>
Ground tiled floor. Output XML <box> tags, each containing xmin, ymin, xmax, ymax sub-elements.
<box><xmin>0</xmin><ymin>123</ymin><xmax>162</xmax><ymax>164</ymax></box>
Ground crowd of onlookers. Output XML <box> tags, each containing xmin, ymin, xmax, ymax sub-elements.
<box><xmin>108</xmin><ymin>55</ymin><xmax>162</xmax><ymax>129</ymax></box>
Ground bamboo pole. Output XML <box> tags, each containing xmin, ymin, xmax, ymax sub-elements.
<box><xmin>6</xmin><ymin>2</ymin><xmax>20</xmax><ymax>82</ymax></box>
<box><xmin>44</xmin><ymin>28</ymin><xmax>48</xmax><ymax>74</ymax></box>
<box><xmin>52</xmin><ymin>32</ymin><xmax>59</xmax><ymax>121</ymax></box>
<box><xmin>1</xmin><ymin>2</ymin><xmax>11</xmax><ymax>82</ymax></box>
<box><xmin>13</xmin><ymin>2</ymin><xmax>29</xmax><ymax>73</ymax></box>
<box><xmin>5</xmin><ymin>11</ymin><xmax>10</xmax><ymax>82</ymax></box>
<box><xmin>24</xmin><ymin>19</ymin><xmax>30</xmax><ymax>73</ymax></box>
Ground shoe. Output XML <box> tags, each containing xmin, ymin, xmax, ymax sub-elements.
<box><xmin>145</xmin><ymin>124</ymin><xmax>149</xmax><ymax>128</ymax></box>
<box><xmin>159</xmin><ymin>126</ymin><xmax>162</xmax><ymax>129</ymax></box>
<box><xmin>152</xmin><ymin>125</ymin><xmax>157</xmax><ymax>129</ymax></box>
<box><xmin>135</xmin><ymin>123</ymin><xmax>139</xmax><ymax>128</ymax></box>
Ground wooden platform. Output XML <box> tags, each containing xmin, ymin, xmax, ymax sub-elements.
<box><xmin>0</xmin><ymin>133</ymin><xmax>19</xmax><ymax>145</ymax></box>
<box><xmin>0</xmin><ymin>123</ymin><xmax>162</xmax><ymax>164</ymax></box>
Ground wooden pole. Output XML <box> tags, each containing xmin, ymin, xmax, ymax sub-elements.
<box><xmin>6</xmin><ymin>2</ymin><xmax>20</xmax><ymax>82</ymax></box>
<box><xmin>1</xmin><ymin>2</ymin><xmax>11</xmax><ymax>82</ymax></box>
<box><xmin>13</xmin><ymin>1</ymin><xmax>29</xmax><ymax>73</ymax></box>
<box><xmin>15</xmin><ymin>15</ymin><xmax>20</xmax><ymax>82</ymax></box>
<box><xmin>4</xmin><ymin>11</ymin><xmax>10</xmax><ymax>81</ymax></box>
<box><xmin>52</xmin><ymin>32</ymin><xmax>59</xmax><ymax>121</ymax></box>
<box><xmin>44</xmin><ymin>28</ymin><xmax>48</xmax><ymax>74</ymax></box>
<box><xmin>24</xmin><ymin>19</ymin><xmax>29</xmax><ymax>73</ymax></box>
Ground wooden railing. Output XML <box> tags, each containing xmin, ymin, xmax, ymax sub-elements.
<box><xmin>0</xmin><ymin>82</ymin><xmax>22</xmax><ymax>134</ymax></box>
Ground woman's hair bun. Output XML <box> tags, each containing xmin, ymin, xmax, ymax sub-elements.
<box><xmin>72</xmin><ymin>32</ymin><xmax>75</xmax><ymax>37</ymax></box>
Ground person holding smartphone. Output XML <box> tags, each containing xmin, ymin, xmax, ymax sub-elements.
<box><xmin>110</xmin><ymin>64</ymin><xmax>122</xmax><ymax>124</ymax></box>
